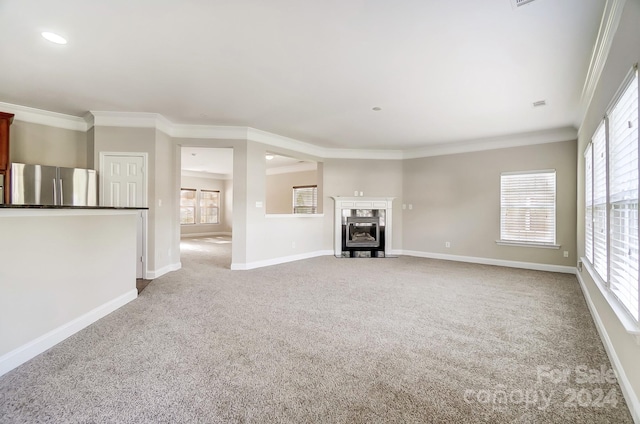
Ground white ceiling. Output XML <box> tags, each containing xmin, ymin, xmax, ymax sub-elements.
<box><xmin>0</xmin><ymin>0</ymin><xmax>604</xmax><ymax>150</ymax></box>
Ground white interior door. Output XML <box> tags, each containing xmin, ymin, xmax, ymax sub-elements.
<box><xmin>101</xmin><ymin>153</ymin><xmax>147</xmax><ymax>279</ymax></box>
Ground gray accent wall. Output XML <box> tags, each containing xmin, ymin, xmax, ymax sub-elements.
<box><xmin>402</xmin><ymin>140</ymin><xmax>577</xmax><ymax>267</ymax></box>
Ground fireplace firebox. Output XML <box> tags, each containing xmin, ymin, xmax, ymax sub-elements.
<box><xmin>340</xmin><ymin>209</ymin><xmax>386</xmax><ymax>257</ymax></box>
<box><xmin>346</xmin><ymin>217</ymin><xmax>380</xmax><ymax>247</ymax></box>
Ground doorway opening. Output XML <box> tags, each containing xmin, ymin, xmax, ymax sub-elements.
<box><xmin>179</xmin><ymin>147</ymin><xmax>233</xmax><ymax>268</ymax></box>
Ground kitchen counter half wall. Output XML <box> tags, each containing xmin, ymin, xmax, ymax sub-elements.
<box><xmin>0</xmin><ymin>208</ymin><xmax>139</xmax><ymax>376</ymax></box>
<box><xmin>0</xmin><ymin>204</ymin><xmax>147</xmax><ymax>209</ymax></box>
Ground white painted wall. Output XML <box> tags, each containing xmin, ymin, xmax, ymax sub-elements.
<box><xmin>0</xmin><ymin>210</ymin><xmax>138</xmax><ymax>374</ymax></box>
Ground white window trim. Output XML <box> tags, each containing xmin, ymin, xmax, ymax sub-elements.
<box><xmin>582</xmin><ymin>64</ymin><xmax>640</xmax><ymax>334</ymax></box>
<box><xmin>495</xmin><ymin>240</ymin><xmax>560</xmax><ymax>249</ymax></box>
<box><xmin>582</xmin><ymin>257</ymin><xmax>640</xmax><ymax>336</ymax></box>
<box><xmin>499</xmin><ymin>169</ymin><xmax>557</xmax><ymax>247</ymax></box>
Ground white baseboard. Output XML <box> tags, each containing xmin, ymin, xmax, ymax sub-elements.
<box><xmin>181</xmin><ymin>232</ymin><xmax>232</xmax><ymax>238</ymax></box>
<box><xmin>575</xmin><ymin>271</ymin><xmax>640</xmax><ymax>424</ymax></box>
<box><xmin>0</xmin><ymin>289</ymin><xmax>138</xmax><ymax>378</ymax></box>
<box><xmin>147</xmin><ymin>262</ymin><xmax>182</xmax><ymax>279</ymax></box>
<box><xmin>231</xmin><ymin>250</ymin><xmax>334</xmax><ymax>270</ymax></box>
<box><xmin>400</xmin><ymin>250</ymin><xmax>576</xmax><ymax>274</ymax></box>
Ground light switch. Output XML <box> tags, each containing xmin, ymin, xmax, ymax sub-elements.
<box><xmin>256</xmin><ymin>201</ymin><xmax>263</xmax><ymax>208</ymax></box>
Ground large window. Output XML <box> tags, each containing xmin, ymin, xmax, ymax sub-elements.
<box><xmin>293</xmin><ymin>185</ymin><xmax>317</xmax><ymax>214</ymax></box>
<box><xmin>181</xmin><ymin>188</ymin><xmax>220</xmax><ymax>225</ymax></box>
<box><xmin>584</xmin><ymin>66</ymin><xmax>639</xmax><ymax>322</ymax></box>
<box><xmin>500</xmin><ymin>170</ymin><xmax>556</xmax><ymax>245</ymax></box>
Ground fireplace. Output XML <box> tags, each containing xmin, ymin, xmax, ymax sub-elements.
<box><xmin>346</xmin><ymin>217</ymin><xmax>380</xmax><ymax>247</ymax></box>
<box><xmin>332</xmin><ymin>197</ymin><xmax>394</xmax><ymax>258</ymax></box>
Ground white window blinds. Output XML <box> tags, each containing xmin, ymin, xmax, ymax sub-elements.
<box><xmin>585</xmin><ymin>144</ymin><xmax>594</xmax><ymax>263</ymax></box>
<box><xmin>500</xmin><ymin>171</ymin><xmax>556</xmax><ymax>244</ymax></box>
<box><xmin>293</xmin><ymin>185</ymin><xmax>317</xmax><ymax>214</ymax></box>
<box><xmin>592</xmin><ymin>123</ymin><xmax>608</xmax><ymax>282</ymax></box>
<box><xmin>200</xmin><ymin>190</ymin><xmax>220</xmax><ymax>224</ymax></box>
<box><xmin>180</xmin><ymin>189</ymin><xmax>197</xmax><ymax>224</ymax></box>
<box><xmin>608</xmin><ymin>71</ymin><xmax>639</xmax><ymax>320</ymax></box>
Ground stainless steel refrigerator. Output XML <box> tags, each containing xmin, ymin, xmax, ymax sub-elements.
<box><xmin>11</xmin><ymin>163</ymin><xmax>97</xmax><ymax>206</ymax></box>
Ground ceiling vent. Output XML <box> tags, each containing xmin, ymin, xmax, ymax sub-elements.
<box><xmin>511</xmin><ymin>0</ymin><xmax>537</xmax><ymax>8</ymax></box>
<box><xmin>533</xmin><ymin>100</ymin><xmax>547</xmax><ymax>107</ymax></box>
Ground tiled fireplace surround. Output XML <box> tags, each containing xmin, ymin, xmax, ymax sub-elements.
<box><xmin>331</xmin><ymin>197</ymin><xmax>394</xmax><ymax>257</ymax></box>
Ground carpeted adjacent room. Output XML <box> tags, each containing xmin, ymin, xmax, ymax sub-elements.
<box><xmin>0</xmin><ymin>237</ymin><xmax>633</xmax><ymax>423</ymax></box>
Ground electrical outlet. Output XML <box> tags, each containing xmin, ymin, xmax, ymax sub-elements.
<box><xmin>402</xmin><ymin>204</ymin><xmax>406</xmax><ymax>210</ymax></box>
<box><xmin>354</xmin><ymin>190</ymin><xmax>358</xmax><ymax>196</ymax></box>
<box><xmin>563</xmin><ymin>251</ymin><xmax>569</xmax><ymax>258</ymax></box>
<box><xmin>359</xmin><ymin>191</ymin><xmax>363</xmax><ymax>196</ymax></box>
<box><xmin>445</xmin><ymin>242</ymin><xmax>451</xmax><ymax>248</ymax></box>
<box><xmin>408</xmin><ymin>204</ymin><xmax>413</xmax><ymax>210</ymax></box>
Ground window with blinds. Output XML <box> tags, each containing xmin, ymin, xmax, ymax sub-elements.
<box><xmin>584</xmin><ymin>65</ymin><xmax>639</xmax><ymax>323</ymax></box>
<box><xmin>608</xmin><ymin>70</ymin><xmax>639</xmax><ymax>320</ymax></box>
<box><xmin>500</xmin><ymin>171</ymin><xmax>556</xmax><ymax>244</ymax></box>
<box><xmin>592</xmin><ymin>123</ymin><xmax>608</xmax><ymax>282</ymax></box>
<box><xmin>200</xmin><ymin>190</ymin><xmax>220</xmax><ymax>224</ymax></box>
<box><xmin>293</xmin><ymin>185</ymin><xmax>317</xmax><ymax>214</ymax></box>
<box><xmin>585</xmin><ymin>144</ymin><xmax>594</xmax><ymax>264</ymax></box>
<box><xmin>180</xmin><ymin>188</ymin><xmax>197</xmax><ymax>224</ymax></box>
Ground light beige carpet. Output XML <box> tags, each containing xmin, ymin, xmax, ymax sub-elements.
<box><xmin>0</xmin><ymin>236</ymin><xmax>633</xmax><ymax>423</ymax></box>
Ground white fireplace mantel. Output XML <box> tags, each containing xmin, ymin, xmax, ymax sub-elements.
<box><xmin>331</xmin><ymin>197</ymin><xmax>394</xmax><ymax>257</ymax></box>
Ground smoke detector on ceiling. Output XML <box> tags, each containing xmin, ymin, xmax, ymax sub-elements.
<box><xmin>511</xmin><ymin>0</ymin><xmax>537</xmax><ymax>9</ymax></box>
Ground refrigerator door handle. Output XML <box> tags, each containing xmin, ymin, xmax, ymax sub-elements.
<box><xmin>53</xmin><ymin>179</ymin><xmax>57</xmax><ymax>205</ymax></box>
<box><xmin>59</xmin><ymin>179</ymin><xmax>63</xmax><ymax>205</ymax></box>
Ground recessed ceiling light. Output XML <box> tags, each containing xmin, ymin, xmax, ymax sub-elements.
<box><xmin>533</xmin><ymin>100</ymin><xmax>546</xmax><ymax>107</ymax></box>
<box><xmin>41</xmin><ymin>32</ymin><xmax>67</xmax><ymax>45</ymax></box>
<box><xmin>372</xmin><ymin>107</ymin><xmax>382</xmax><ymax>111</ymax></box>
<box><xmin>265</xmin><ymin>154</ymin><xmax>275</xmax><ymax>160</ymax></box>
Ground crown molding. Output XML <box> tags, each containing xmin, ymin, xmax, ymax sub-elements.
<box><xmin>0</xmin><ymin>101</ymin><xmax>580</xmax><ymax>160</ymax></box>
<box><xmin>181</xmin><ymin>170</ymin><xmax>231</xmax><ymax>180</ymax></box>
<box><xmin>576</xmin><ymin>0</ymin><xmax>627</xmax><ymax>134</ymax></box>
<box><xmin>0</xmin><ymin>101</ymin><xmax>88</xmax><ymax>131</ymax></box>
<box><xmin>88</xmin><ymin>111</ymin><xmax>173</xmax><ymax>135</ymax></box>
<box><xmin>246</xmin><ymin>127</ymin><xmax>326</xmax><ymax>158</ymax></box>
<box><xmin>171</xmin><ymin>124</ymin><xmax>249</xmax><ymax>140</ymax></box>
<box><xmin>402</xmin><ymin>126</ymin><xmax>578</xmax><ymax>159</ymax></box>
<box><xmin>266</xmin><ymin>161</ymin><xmax>317</xmax><ymax>175</ymax></box>
<box><xmin>323</xmin><ymin>148</ymin><xmax>403</xmax><ymax>160</ymax></box>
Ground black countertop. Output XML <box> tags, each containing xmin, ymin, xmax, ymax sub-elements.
<box><xmin>0</xmin><ymin>204</ymin><xmax>148</xmax><ymax>210</ymax></box>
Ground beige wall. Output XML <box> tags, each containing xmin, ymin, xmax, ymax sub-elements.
<box><xmin>10</xmin><ymin>120</ymin><xmax>87</xmax><ymax>168</ymax></box>
<box><xmin>0</xmin><ymin>211</ymin><xmax>137</xmax><ymax>358</ymax></box>
<box><xmin>576</xmin><ymin>0</ymin><xmax>640</xmax><ymax>414</ymax></box>
<box><xmin>322</xmin><ymin>159</ymin><xmax>404</xmax><ymax>252</ymax></box>
<box><xmin>266</xmin><ymin>169</ymin><xmax>317</xmax><ymax>214</ymax></box>
<box><xmin>403</xmin><ymin>141</ymin><xmax>577</xmax><ymax>266</ymax></box>
<box><xmin>180</xmin><ymin>174</ymin><xmax>231</xmax><ymax>235</ymax></box>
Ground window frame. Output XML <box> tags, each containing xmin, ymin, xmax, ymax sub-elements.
<box><xmin>497</xmin><ymin>169</ymin><xmax>559</xmax><ymax>249</ymax></box>
<box><xmin>583</xmin><ymin>64</ymin><xmax>640</xmax><ymax>331</ymax></box>
<box><xmin>292</xmin><ymin>185</ymin><xmax>318</xmax><ymax>214</ymax></box>
<box><xmin>180</xmin><ymin>188</ymin><xmax>197</xmax><ymax>225</ymax></box>
<box><xmin>199</xmin><ymin>189</ymin><xmax>220</xmax><ymax>224</ymax></box>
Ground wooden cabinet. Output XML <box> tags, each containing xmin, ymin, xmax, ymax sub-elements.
<box><xmin>0</xmin><ymin>111</ymin><xmax>15</xmax><ymax>204</ymax></box>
